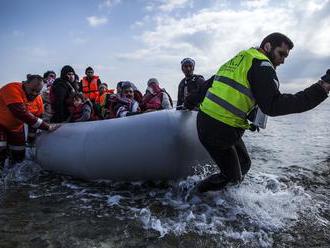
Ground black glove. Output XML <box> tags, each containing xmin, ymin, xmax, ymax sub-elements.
<box><xmin>321</xmin><ymin>69</ymin><xmax>330</xmax><ymax>83</ymax></box>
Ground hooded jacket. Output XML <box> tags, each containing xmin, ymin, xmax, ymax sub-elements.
<box><xmin>50</xmin><ymin>65</ymin><xmax>79</xmax><ymax>123</ymax></box>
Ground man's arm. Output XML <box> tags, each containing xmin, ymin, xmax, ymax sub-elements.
<box><xmin>249</xmin><ymin>60</ymin><xmax>328</xmax><ymax>117</ymax></box>
<box><xmin>8</xmin><ymin>103</ymin><xmax>49</xmax><ymax>130</ymax></box>
<box><xmin>184</xmin><ymin>76</ymin><xmax>210</xmax><ymax>110</ymax></box>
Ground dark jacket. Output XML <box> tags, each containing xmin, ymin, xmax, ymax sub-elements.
<box><xmin>50</xmin><ymin>66</ymin><xmax>79</xmax><ymax>123</ymax></box>
<box><xmin>177</xmin><ymin>74</ymin><xmax>205</xmax><ymax>108</ymax></box>
<box><xmin>248</xmin><ymin>58</ymin><xmax>327</xmax><ymax>117</ymax></box>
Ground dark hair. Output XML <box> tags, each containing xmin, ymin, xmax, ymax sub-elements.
<box><xmin>260</xmin><ymin>32</ymin><xmax>294</xmax><ymax>50</ymax></box>
<box><xmin>25</xmin><ymin>74</ymin><xmax>43</xmax><ymax>83</ymax></box>
<box><xmin>122</xmin><ymin>84</ymin><xmax>133</xmax><ymax>91</ymax></box>
<box><xmin>85</xmin><ymin>66</ymin><xmax>94</xmax><ymax>74</ymax></box>
<box><xmin>43</xmin><ymin>70</ymin><xmax>56</xmax><ymax>79</ymax></box>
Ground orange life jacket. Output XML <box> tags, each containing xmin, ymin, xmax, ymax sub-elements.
<box><xmin>95</xmin><ymin>89</ymin><xmax>115</xmax><ymax>106</ymax></box>
<box><xmin>81</xmin><ymin>76</ymin><xmax>99</xmax><ymax>101</ymax></box>
<box><xmin>0</xmin><ymin>82</ymin><xmax>44</xmax><ymax>131</ymax></box>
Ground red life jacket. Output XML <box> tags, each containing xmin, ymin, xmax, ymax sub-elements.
<box><xmin>70</xmin><ymin>103</ymin><xmax>85</xmax><ymax>121</ymax></box>
<box><xmin>143</xmin><ymin>93</ymin><xmax>163</xmax><ymax>110</ymax></box>
<box><xmin>81</xmin><ymin>76</ymin><xmax>99</xmax><ymax>101</ymax></box>
<box><xmin>70</xmin><ymin>101</ymin><xmax>98</xmax><ymax>122</ymax></box>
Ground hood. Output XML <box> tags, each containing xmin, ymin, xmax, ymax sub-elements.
<box><xmin>60</xmin><ymin>65</ymin><xmax>76</xmax><ymax>79</ymax></box>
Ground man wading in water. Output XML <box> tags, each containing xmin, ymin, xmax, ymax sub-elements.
<box><xmin>196</xmin><ymin>32</ymin><xmax>330</xmax><ymax>193</ymax></box>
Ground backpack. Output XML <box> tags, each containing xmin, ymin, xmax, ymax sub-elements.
<box><xmin>160</xmin><ymin>89</ymin><xmax>173</xmax><ymax>108</ymax></box>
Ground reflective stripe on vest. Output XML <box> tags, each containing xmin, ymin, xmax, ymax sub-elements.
<box><xmin>205</xmin><ymin>91</ymin><xmax>246</xmax><ymax>119</ymax></box>
<box><xmin>213</xmin><ymin>75</ymin><xmax>254</xmax><ymax>100</ymax></box>
<box><xmin>200</xmin><ymin>48</ymin><xmax>271</xmax><ymax>129</ymax></box>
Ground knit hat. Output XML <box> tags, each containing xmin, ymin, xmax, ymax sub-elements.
<box><xmin>181</xmin><ymin>57</ymin><xmax>195</xmax><ymax>67</ymax></box>
<box><xmin>147</xmin><ymin>78</ymin><xmax>159</xmax><ymax>86</ymax></box>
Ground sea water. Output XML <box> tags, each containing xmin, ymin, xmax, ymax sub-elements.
<box><xmin>0</xmin><ymin>102</ymin><xmax>329</xmax><ymax>247</ymax></box>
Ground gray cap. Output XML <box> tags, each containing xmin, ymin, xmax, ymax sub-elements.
<box><xmin>181</xmin><ymin>57</ymin><xmax>195</xmax><ymax>67</ymax></box>
<box><xmin>147</xmin><ymin>78</ymin><xmax>159</xmax><ymax>86</ymax></box>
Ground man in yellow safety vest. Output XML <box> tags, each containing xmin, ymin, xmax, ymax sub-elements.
<box><xmin>196</xmin><ymin>32</ymin><xmax>330</xmax><ymax>193</ymax></box>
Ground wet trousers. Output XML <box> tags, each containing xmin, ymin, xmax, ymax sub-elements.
<box><xmin>0</xmin><ymin>124</ymin><xmax>26</xmax><ymax>167</ymax></box>
<box><xmin>197</xmin><ymin>111</ymin><xmax>251</xmax><ymax>182</ymax></box>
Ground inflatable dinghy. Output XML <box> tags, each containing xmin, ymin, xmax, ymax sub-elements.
<box><xmin>35</xmin><ymin>110</ymin><xmax>212</xmax><ymax>181</ymax></box>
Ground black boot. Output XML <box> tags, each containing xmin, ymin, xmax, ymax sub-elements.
<box><xmin>196</xmin><ymin>173</ymin><xmax>229</xmax><ymax>193</ymax></box>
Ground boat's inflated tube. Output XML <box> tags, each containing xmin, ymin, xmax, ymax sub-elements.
<box><xmin>35</xmin><ymin>110</ymin><xmax>212</xmax><ymax>181</ymax></box>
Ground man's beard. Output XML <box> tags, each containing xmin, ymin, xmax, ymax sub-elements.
<box><xmin>265</xmin><ymin>49</ymin><xmax>276</xmax><ymax>66</ymax></box>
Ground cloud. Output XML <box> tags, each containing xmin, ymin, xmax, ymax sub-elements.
<box><xmin>99</xmin><ymin>0</ymin><xmax>121</xmax><ymax>9</ymax></box>
<box><xmin>118</xmin><ymin>0</ymin><xmax>330</xmax><ymax>87</ymax></box>
<box><xmin>86</xmin><ymin>16</ymin><xmax>108</xmax><ymax>27</ymax></box>
<box><xmin>159</xmin><ymin>0</ymin><xmax>191</xmax><ymax>12</ymax></box>
<box><xmin>241</xmin><ymin>0</ymin><xmax>271</xmax><ymax>8</ymax></box>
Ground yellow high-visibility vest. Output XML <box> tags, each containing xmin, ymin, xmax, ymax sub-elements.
<box><xmin>200</xmin><ymin>48</ymin><xmax>272</xmax><ymax>129</ymax></box>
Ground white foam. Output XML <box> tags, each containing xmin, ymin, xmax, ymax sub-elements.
<box><xmin>107</xmin><ymin>195</ymin><xmax>122</xmax><ymax>206</ymax></box>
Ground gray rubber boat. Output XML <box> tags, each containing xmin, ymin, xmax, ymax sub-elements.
<box><xmin>35</xmin><ymin>110</ymin><xmax>212</xmax><ymax>181</ymax></box>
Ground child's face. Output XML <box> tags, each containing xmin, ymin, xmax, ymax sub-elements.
<box><xmin>73</xmin><ymin>97</ymin><xmax>82</xmax><ymax>107</ymax></box>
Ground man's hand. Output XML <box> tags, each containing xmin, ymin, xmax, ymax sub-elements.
<box><xmin>321</xmin><ymin>69</ymin><xmax>330</xmax><ymax>83</ymax></box>
<box><xmin>48</xmin><ymin>124</ymin><xmax>61</xmax><ymax>132</ymax></box>
<box><xmin>319</xmin><ymin>69</ymin><xmax>330</xmax><ymax>94</ymax></box>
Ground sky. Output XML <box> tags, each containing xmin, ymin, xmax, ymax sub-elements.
<box><xmin>0</xmin><ymin>0</ymin><xmax>329</xmax><ymax>98</ymax></box>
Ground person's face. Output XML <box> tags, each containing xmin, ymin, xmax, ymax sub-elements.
<box><xmin>25</xmin><ymin>79</ymin><xmax>43</xmax><ymax>101</ymax></box>
<box><xmin>46</xmin><ymin>73</ymin><xmax>56</xmax><ymax>81</ymax></box>
<box><xmin>123</xmin><ymin>87</ymin><xmax>134</xmax><ymax>99</ymax></box>
<box><xmin>86</xmin><ymin>70</ymin><xmax>94</xmax><ymax>78</ymax></box>
<box><xmin>99</xmin><ymin>86</ymin><xmax>107</xmax><ymax>94</ymax></box>
<box><xmin>45</xmin><ymin>73</ymin><xmax>56</xmax><ymax>85</ymax></box>
<box><xmin>182</xmin><ymin>63</ymin><xmax>194</xmax><ymax>78</ymax></box>
<box><xmin>266</xmin><ymin>42</ymin><xmax>290</xmax><ymax>68</ymax></box>
<box><xmin>66</xmin><ymin>72</ymin><xmax>75</xmax><ymax>83</ymax></box>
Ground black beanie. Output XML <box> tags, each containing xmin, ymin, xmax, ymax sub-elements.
<box><xmin>60</xmin><ymin>65</ymin><xmax>75</xmax><ymax>79</ymax></box>
<box><xmin>85</xmin><ymin>66</ymin><xmax>94</xmax><ymax>74</ymax></box>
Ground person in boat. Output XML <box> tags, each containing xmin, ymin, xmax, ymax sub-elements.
<box><xmin>177</xmin><ymin>57</ymin><xmax>205</xmax><ymax>110</ymax></box>
<box><xmin>68</xmin><ymin>93</ymin><xmax>94</xmax><ymax>122</ymax></box>
<box><xmin>79</xmin><ymin>66</ymin><xmax>102</xmax><ymax>103</ymax></box>
<box><xmin>95</xmin><ymin>83</ymin><xmax>114</xmax><ymax>119</ymax></box>
<box><xmin>0</xmin><ymin>75</ymin><xmax>59</xmax><ymax>169</ymax></box>
<box><xmin>130</xmin><ymin>82</ymin><xmax>143</xmax><ymax>104</ymax></box>
<box><xmin>117</xmin><ymin>81</ymin><xmax>143</xmax><ymax>103</ymax></box>
<box><xmin>140</xmin><ymin>78</ymin><xmax>173</xmax><ymax>112</ymax></box>
<box><xmin>102</xmin><ymin>82</ymin><xmax>123</xmax><ymax>119</ymax></box>
<box><xmin>50</xmin><ymin>65</ymin><xmax>79</xmax><ymax>123</ymax></box>
<box><xmin>41</xmin><ymin>71</ymin><xmax>56</xmax><ymax>122</ymax></box>
<box><xmin>114</xmin><ymin>84</ymin><xmax>141</xmax><ymax>118</ymax></box>
<box><xmin>196</xmin><ymin>32</ymin><xmax>330</xmax><ymax>193</ymax></box>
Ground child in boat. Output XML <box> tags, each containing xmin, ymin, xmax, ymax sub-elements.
<box><xmin>69</xmin><ymin>93</ymin><xmax>94</xmax><ymax>122</ymax></box>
